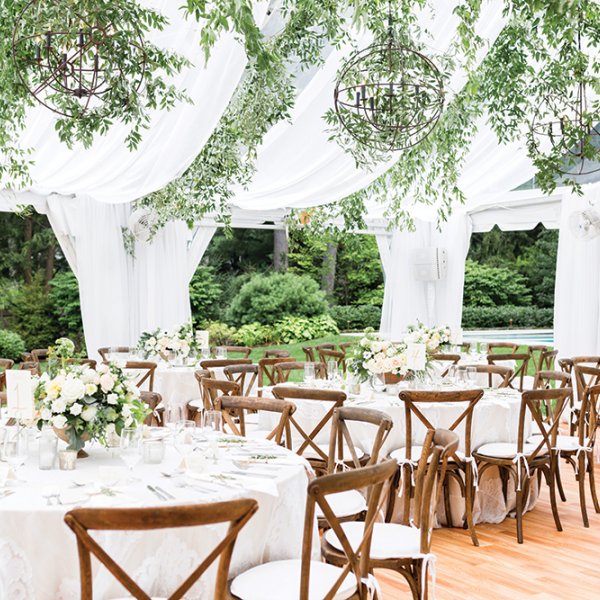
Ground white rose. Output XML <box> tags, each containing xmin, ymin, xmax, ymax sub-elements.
<box><xmin>85</xmin><ymin>383</ymin><xmax>97</xmax><ymax>396</ymax></box>
<box><xmin>81</xmin><ymin>406</ymin><xmax>97</xmax><ymax>422</ymax></box>
<box><xmin>51</xmin><ymin>397</ymin><xmax>67</xmax><ymax>414</ymax></box>
<box><xmin>40</xmin><ymin>408</ymin><xmax>52</xmax><ymax>421</ymax></box>
<box><xmin>97</xmin><ymin>364</ymin><xmax>109</xmax><ymax>374</ymax></box>
<box><xmin>69</xmin><ymin>403</ymin><xmax>83</xmax><ymax>416</ymax></box>
<box><xmin>99</xmin><ymin>373</ymin><xmax>115</xmax><ymax>393</ymax></box>
<box><xmin>121</xmin><ymin>404</ymin><xmax>132</xmax><ymax>418</ymax></box>
<box><xmin>61</xmin><ymin>378</ymin><xmax>86</xmax><ymax>402</ymax></box>
<box><xmin>81</xmin><ymin>369</ymin><xmax>97</xmax><ymax>384</ymax></box>
<box><xmin>106</xmin><ymin>393</ymin><xmax>118</xmax><ymax>405</ymax></box>
<box><xmin>52</xmin><ymin>415</ymin><xmax>68</xmax><ymax>429</ymax></box>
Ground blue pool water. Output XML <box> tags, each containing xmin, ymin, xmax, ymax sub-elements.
<box><xmin>463</xmin><ymin>330</ymin><xmax>554</xmax><ymax>346</ymax></box>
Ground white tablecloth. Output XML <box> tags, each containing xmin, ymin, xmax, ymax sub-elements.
<box><xmin>0</xmin><ymin>434</ymin><xmax>311</xmax><ymax>599</ymax></box>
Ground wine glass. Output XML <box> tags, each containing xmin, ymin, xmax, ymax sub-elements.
<box><xmin>119</xmin><ymin>428</ymin><xmax>142</xmax><ymax>480</ymax></box>
<box><xmin>216</xmin><ymin>347</ymin><xmax>227</xmax><ymax>359</ymax></box>
<box><xmin>304</xmin><ymin>362</ymin><xmax>315</xmax><ymax>386</ymax></box>
<box><xmin>204</xmin><ymin>410</ymin><xmax>222</xmax><ymax>436</ymax></box>
<box><xmin>327</xmin><ymin>360</ymin><xmax>339</xmax><ymax>386</ymax></box>
<box><xmin>173</xmin><ymin>421</ymin><xmax>196</xmax><ymax>464</ymax></box>
<box><xmin>447</xmin><ymin>365</ymin><xmax>457</xmax><ymax>385</ymax></box>
<box><xmin>466</xmin><ymin>366</ymin><xmax>477</xmax><ymax>387</ymax></box>
<box><xmin>456</xmin><ymin>367</ymin><xmax>467</xmax><ymax>388</ymax></box>
<box><xmin>165</xmin><ymin>405</ymin><xmax>184</xmax><ymax>433</ymax></box>
<box><xmin>479</xmin><ymin>342</ymin><xmax>489</xmax><ymax>359</ymax></box>
<box><xmin>3</xmin><ymin>426</ymin><xmax>27</xmax><ymax>477</ymax></box>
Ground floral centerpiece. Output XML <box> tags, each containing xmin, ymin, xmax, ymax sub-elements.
<box><xmin>35</xmin><ymin>362</ymin><xmax>149</xmax><ymax>453</ymax></box>
<box><xmin>405</xmin><ymin>321</ymin><xmax>453</xmax><ymax>353</ymax></box>
<box><xmin>137</xmin><ymin>323</ymin><xmax>197</xmax><ymax>361</ymax></box>
<box><xmin>46</xmin><ymin>337</ymin><xmax>77</xmax><ymax>377</ymax></box>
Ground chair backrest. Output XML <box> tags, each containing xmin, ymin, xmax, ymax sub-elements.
<box><xmin>533</xmin><ymin>369</ymin><xmax>571</xmax><ymax>390</ymax></box>
<box><xmin>487</xmin><ymin>352</ymin><xmax>530</xmax><ymax>390</ymax></box>
<box><xmin>338</xmin><ymin>342</ymin><xmax>354</xmax><ymax>354</ymax></box>
<box><xmin>193</xmin><ymin>368</ymin><xmax>214</xmax><ymax>411</ymax></box>
<box><xmin>257</xmin><ymin>357</ymin><xmax>295</xmax><ymax>388</ymax></box>
<box><xmin>223</xmin><ymin>364</ymin><xmax>258</xmax><ymax>396</ymax></box>
<box><xmin>262</xmin><ymin>349</ymin><xmax>291</xmax><ymax>359</ymax></box>
<box><xmin>200</xmin><ymin>358</ymin><xmax>252</xmax><ymax>371</ymax></box>
<box><xmin>274</xmin><ymin>361</ymin><xmax>326</xmax><ymax>384</ymax></box>
<box><xmin>210</xmin><ymin>345</ymin><xmax>252</xmax><ymax>359</ymax></box>
<box><xmin>460</xmin><ymin>342</ymin><xmax>471</xmax><ymax>353</ymax></box>
<box><xmin>66</xmin><ymin>358</ymin><xmax>97</xmax><ymax>369</ymax></box>
<box><xmin>97</xmin><ymin>346</ymin><xmax>131</xmax><ymax>362</ymax></box>
<box><xmin>460</xmin><ymin>363</ymin><xmax>513</xmax><ymax>388</ymax></box>
<box><xmin>576</xmin><ymin>383</ymin><xmax>600</xmax><ymax>448</ymax></box>
<box><xmin>431</xmin><ymin>353</ymin><xmax>461</xmax><ymax>377</ymax></box>
<box><xmin>318</xmin><ymin>349</ymin><xmax>346</xmax><ymax>373</ymax></box>
<box><xmin>558</xmin><ymin>357</ymin><xmax>573</xmax><ymax>374</ymax></box>
<box><xmin>64</xmin><ymin>499</ymin><xmax>258</xmax><ymax>600</ymax></box>
<box><xmin>302</xmin><ymin>346</ymin><xmax>315</xmax><ymax>362</ymax></box>
<box><xmin>215</xmin><ymin>395</ymin><xmax>296</xmax><ymax>447</ymax></box>
<box><xmin>315</xmin><ymin>343</ymin><xmax>336</xmax><ymax>351</ymax></box>
<box><xmin>518</xmin><ymin>389</ymin><xmax>571</xmax><ymax>461</ymax></box>
<box><xmin>326</xmin><ymin>406</ymin><xmax>393</xmax><ymax>473</ymax></box>
<box><xmin>123</xmin><ymin>361</ymin><xmax>157</xmax><ymax>392</ymax></box>
<box><xmin>303</xmin><ymin>460</ymin><xmax>398</xmax><ymax>600</ymax></box>
<box><xmin>527</xmin><ymin>345</ymin><xmax>549</xmax><ymax>372</ymax></box>
<box><xmin>19</xmin><ymin>361</ymin><xmax>40</xmax><ymax>375</ymax></box>
<box><xmin>0</xmin><ymin>359</ymin><xmax>14</xmax><ymax>392</ymax></box>
<box><xmin>488</xmin><ymin>341</ymin><xmax>519</xmax><ymax>353</ymax></box>
<box><xmin>201</xmin><ymin>378</ymin><xmax>241</xmax><ymax>410</ymax></box>
<box><xmin>30</xmin><ymin>348</ymin><xmax>49</xmax><ymax>363</ymax></box>
<box><xmin>272</xmin><ymin>385</ymin><xmax>346</xmax><ymax>461</ymax></box>
<box><xmin>140</xmin><ymin>391</ymin><xmax>164</xmax><ymax>426</ymax></box>
<box><xmin>573</xmin><ymin>364</ymin><xmax>600</xmax><ymax>404</ymax></box>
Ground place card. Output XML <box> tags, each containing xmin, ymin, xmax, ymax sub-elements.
<box><xmin>6</xmin><ymin>370</ymin><xmax>34</xmax><ymax>420</ymax></box>
<box><xmin>406</xmin><ymin>342</ymin><xmax>426</xmax><ymax>371</ymax></box>
<box><xmin>195</xmin><ymin>330</ymin><xmax>209</xmax><ymax>349</ymax></box>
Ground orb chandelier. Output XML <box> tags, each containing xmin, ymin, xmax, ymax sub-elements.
<box><xmin>333</xmin><ymin>4</ymin><xmax>444</xmax><ymax>152</ymax></box>
<box><xmin>12</xmin><ymin>0</ymin><xmax>146</xmax><ymax>118</ymax></box>
<box><xmin>529</xmin><ymin>16</ymin><xmax>600</xmax><ymax>176</ymax></box>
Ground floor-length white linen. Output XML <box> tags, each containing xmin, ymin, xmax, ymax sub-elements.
<box><xmin>0</xmin><ymin>440</ymin><xmax>312</xmax><ymax>600</ymax></box>
<box><xmin>554</xmin><ymin>182</ymin><xmax>600</xmax><ymax>357</ymax></box>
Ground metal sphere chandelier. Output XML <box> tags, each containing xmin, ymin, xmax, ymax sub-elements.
<box><xmin>334</xmin><ymin>4</ymin><xmax>444</xmax><ymax>152</ymax></box>
<box><xmin>12</xmin><ymin>0</ymin><xmax>146</xmax><ymax>118</ymax></box>
<box><xmin>529</xmin><ymin>14</ymin><xmax>600</xmax><ymax>177</ymax></box>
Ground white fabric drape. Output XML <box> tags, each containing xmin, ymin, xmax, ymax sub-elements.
<box><xmin>554</xmin><ymin>183</ymin><xmax>600</xmax><ymax>357</ymax></box>
<box><xmin>379</xmin><ymin>215</ymin><xmax>472</xmax><ymax>339</ymax></box>
<box><xmin>45</xmin><ymin>196</ymin><xmax>215</xmax><ymax>357</ymax></box>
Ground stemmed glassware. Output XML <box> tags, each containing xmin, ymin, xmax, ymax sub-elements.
<box><xmin>3</xmin><ymin>426</ymin><xmax>27</xmax><ymax>478</ymax></box>
<box><xmin>173</xmin><ymin>421</ymin><xmax>196</xmax><ymax>464</ymax></box>
<box><xmin>327</xmin><ymin>360</ymin><xmax>340</xmax><ymax>387</ymax></box>
<box><xmin>119</xmin><ymin>427</ymin><xmax>142</xmax><ymax>481</ymax></box>
<box><xmin>304</xmin><ymin>362</ymin><xmax>315</xmax><ymax>386</ymax></box>
<box><xmin>203</xmin><ymin>410</ymin><xmax>222</xmax><ymax>463</ymax></box>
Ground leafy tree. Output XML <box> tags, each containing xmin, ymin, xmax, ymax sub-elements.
<box><xmin>517</xmin><ymin>229</ymin><xmax>558</xmax><ymax>308</ymax></box>
<box><xmin>463</xmin><ymin>259</ymin><xmax>532</xmax><ymax>307</ymax></box>
<box><xmin>48</xmin><ymin>271</ymin><xmax>84</xmax><ymax>343</ymax></box>
<box><xmin>189</xmin><ymin>266</ymin><xmax>224</xmax><ymax>326</ymax></box>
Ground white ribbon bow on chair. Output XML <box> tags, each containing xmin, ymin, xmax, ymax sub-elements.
<box><xmin>574</xmin><ymin>443</ymin><xmax>593</xmax><ymax>476</ymax></box>
<box><xmin>396</xmin><ymin>458</ymin><xmax>417</xmax><ymax>497</ymax></box>
<box><xmin>512</xmin><ymin>452</ymin><xmax>530</xmax><ymax>492</ymax></box>
<box><xmin>463</xmin><ymin>456</ymin><xmax>479</xmax><ymax>490</ymax></box>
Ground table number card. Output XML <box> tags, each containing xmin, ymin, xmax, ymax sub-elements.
<box><xmin>406</xmin><ymin>343</ymin><xmax>427</xmax><ymax>371</ymax></box>
<box><xmin>195</xmin><ymin>330</ymin><xmax>209</xmax><ymax>349</ymax></box>
<box><xmin>6</xmin><ymin>370</ymin><xmax>35</xmax><ymax>420</ymax></box>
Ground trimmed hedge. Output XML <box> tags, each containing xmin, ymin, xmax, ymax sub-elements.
<box><xmin>330</xmin><ymin>304</ymin><xmax>382</xmax><ymax>331</ymax></box>
<box><xmin>462</xmin><ymin>305</ymin><xmax>553</xmax><ymax>329</ymax></box>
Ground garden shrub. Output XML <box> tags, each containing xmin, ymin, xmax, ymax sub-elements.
<box><xmin>48</xmin><ymin>271</ymin><xmax>84</xmax><ymax>343</ymax></box>
<box><xmin>205</xmin><ymin>321</ymin><xmax>237</xmax><ymax>346</ymax></box>
<box><xmin>275</xmin><ymin>314</ymin><xmax>339</xmax><ymax>344</ymax></box>
<box><xmin>462</xmin><ymin>305</ymin><xmax>553</xmax><ymax>329</ymax></box>
<box><xmin>189</xmin><ymin>266</ymin><xmax>224</xmax><ymax>325</ymax></box>
<box><xmin>0</xmin><ymin>329</ymin><xmax>26</xmax><ymax>361</ymax></box>
<box><xmin>226</xmin><ymin>272</ymin><xmax>329</xmax><ymax>326</ymax></box>
<box><xmin>463</xmin><ymin>260</ymin><xmax>532</xmax><ymax>307</ymax></box>
<box><xmin>233</xmin><ymin>322</ymin><xmax>275</xmax><ymax>347</ymax></box>
<box><xmin>330</xmin><ymin>304</ymin><xmax>382</xmax><ymax>331</ymax></box>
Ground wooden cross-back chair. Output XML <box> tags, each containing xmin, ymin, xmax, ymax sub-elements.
<box><xmin>274</xmin><ymin>361</ymin><xmax>326</xmax><ymax>384</ymax></box>
<box><xmin>533</xmin><ymin>370</ymin><xmax>572</xmax><ymax>390</ymax></box>
<box><xmin>97</xmin><ymin>346</ymin><xmax>131</xmax><ymax>362</ymax></box>
<box><xmin>430</xmin><ymin>353</ymin><xmax>461</xmax><ymax>377</ymax></box>
<box><xmin>528</xmin><ymin>346</ymin><xmax>557</xmax><ymax>372</ymax></box>
<box><xmin>19</xmin><ymin>361</ymin><xmax>40</xmax><ymax>375</ymax></box>
<box><xmin>123</xmin><ymin>361</ymin><xmax>157</xmax><ymax>392</ymax></box>
<box><xmin>30</xmin><ymin>348</ymin><xmax>49</xmax><ymax>363</ymax></box>
<box><xmin>302</xmin><ymin>346</ymin><xmax>315</xmax><ymax>362</ymax></box>
<box><xmin>271</xmin><ymin>385</ymin><xmax>346</xmax><ymax>469</ymax></box>
<box><xmin>391</xmin><ymin>389</ymin><xmax>484</xmax><ymax>545</ymax></box>
<box><xmin>558</xmin><ymin>357</ymin><xmax>574</xmax><ymax>374</ymax></box>
<box><xmin>474</xmin><ymin>388</ymin><xmax>571</xmax><ymax>543</ymax></box>
<box><xmin>230</xmin><ymin>460</ymin><xmax>398</xmax><ymax>600</ymax></box>
<box><xmin>140</xmin><ymin>391</ymin><xmax>164</xmax><ymax>427</ymax></box>
<box><xmin>210</xmin><ymin>346</ymin><xmax>252</xmax><ymax>359</ymax></box>
<box><xmin>262</xmin><ymin>349</ymin><xmax>290</xmax><ymax>359</ymax></box>
<box><xmin>460</xmin><ymin>341</ymin><xmax>471</xmax><ymax>353</ymax></box>
<box><xmin>257</xmin><ymin>357</ymin><xmax>295</xmax><ymax>389</ymax></box>
<box><xmin>571</xmin><ymin>357</ymin><xmax>600</xmax><ymax>399</ymax></box>
<box><xmin>461</xmin><ymin>363</ymin><xmax>513</xmax><ymax>388</ymax></box>
<box><xmin>315</xmin><ymin>343</ymin><xmax>336</xmax><ymax>352</ymax></box>
<box><xmin>322</xmin><ymin>431</ymin><xmax>459</xmax><ymax>600</ymax></box>
<box><xmin>200</xmin><ymin>358</ymin><xmax>252</xmax><ymax>371</ymax></box>
<box><xmin>201</xmin><ymin>378</ymin><xmax>241</xmax><ymax>411</ymax></box>
<box><xmin>186</xmin><ymin>369</ymin><xmax>214</xmax><ymax>422</ymax></box>
<box><xmin>318</xmin><ymin>349</ymin><xmax>346</xmax><ymax>374</ymax></box>
<box><xmin>487</xmin><ymin>352</ymin><xmax>530</xmax><ymax>390</ymax></box>
<box><xmin>552</xmin><ymin>376</ymin><xmax>600</xmax><ymax>527</ymax></box>
<box><xmin>65</xmin><ymin>499</ymin><xmax>258</xmax><ymax>600</ymax></box>
<box><xmin>488</xmin><ymin>341</ymin><xmax>519</xmax><ymax>353</ymax></box>
<box><xmin>66</xmin><ymin>358</ymin><xmax>97</xmax><ymax>370</ymax></box>
<box><xmin>0</xmin><ymin>359</ymin><xmax>14</xmax><ymax>392</ymax></box>
<box><xmin>214</xmin><ymin>395</ymin><xmax>295</xmax><ymax>447</ymax></box>
<box><xmin>338</xmin><ymin>342</ymin><xmax>354</xmax><ymax>354</ymax></box>
<box><xmin>223</xmin><ymin>364</ymin><xmax>258</xmax><ymax>397</ymax></box>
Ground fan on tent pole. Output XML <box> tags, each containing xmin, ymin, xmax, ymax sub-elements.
<box><xmin>128</xmin><ymin>208</ymin><xmax>157</xmax><ymax>243</ymax></box>
<box><xmin>568</xmin><ymin>208</ymin><xmax>600</xmax><ymax>240</ymax></box>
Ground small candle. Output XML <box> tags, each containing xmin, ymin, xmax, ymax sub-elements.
<box><xmin>58</xmin><ymin>450</ymin><xmax>77</xmax><ymax>470</ymax></box>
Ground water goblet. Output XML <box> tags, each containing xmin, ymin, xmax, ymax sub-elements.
<box><xmin>327</xmin><ymin>360</ymin><xmax>339</xmax><ymax>386</ymax></box>
<box><xmin>119</xmin><ymin>427</ymin><xmax>142</xmax><ymax>481</ymax></box>
<box><xmin>216</xmin><ymin>347</ymin><xmax>227</xmax><ymax>359</ymax></box>
<box><xmin>466</xmin><ymin>366</ymin><xmax>477</xmax><ymax>387</ymax></box>
<box><xmin>304</xmin><ymin>362</ymin><xmax>315</xmax><ymax>386</ymax></box>
<box><xmin>3</xmin><ymin>426</ymin><xmax>28</xmax><ymax>477</ymax></box>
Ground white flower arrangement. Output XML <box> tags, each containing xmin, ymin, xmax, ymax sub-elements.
<box><xmin>35</xmin><ymin>363</ymin><xmax>149</xmax><ymax>451</ymax></box>
<box><xmin>405</xmin><ymin>321</ymin><xmax>454</xmax><ymax>353</ymax></box>
<box><xmin>137</xmin><ymin>323</ymin><xmax>197</xmax><ymax>360</ymax></box>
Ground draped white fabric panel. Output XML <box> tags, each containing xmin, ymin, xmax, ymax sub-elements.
<box><xmin>554</xmin><ymin>184</ymin><xmax>600</xmax><ymax>357</ymax></box>
<box><xmin>379</xmin><ymin>214</ymin><xmax>472</xmax><ymax>339</ymax></box>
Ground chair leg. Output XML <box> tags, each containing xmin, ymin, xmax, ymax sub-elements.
<box><xmin>577</xmin><ymin>453</ymin><xmax>590</xmax><ymax>528</ymax></box>
<box><xmin>499</xmin><ymin>466</ymin><xmax>509</xmax><ymax>504</ymax></box>
<box><xmin>555</xmin><ymin>456</ymin><xmax>567</xmax><ymax>502</ymax></box>
<box><xmin>464</xmin><ymin>469</ymin><xmax>479</xmax><ymax>546</ymax></box>
<box><xmin>515</xmin><ymin>480</ymin><xmax>524</xmax><ymax>544</ymax></box>
<box><xmin>443</xmin><ymin>476</ymin><xmax>453</xmax><ymax>528</ymax></box>
<box><xmin>587</xmin><ymin>455</ymin><xmax>600</xmax><ymax>514</ymax></box>
<box><xmin>547</xmin><ymin>467</ymin><xmax>563</xmax><ymax>533</ymax></box>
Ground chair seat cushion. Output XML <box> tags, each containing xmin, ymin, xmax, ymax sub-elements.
<box><xmin>230</xmin><ymin>559</ymin><xmax>356</xmax><ymax>600</ymax></box>
<box><xmin>390</xmin><ymin>446</ymin><xmax>468</xmax><ymax>463</ymax></box>
<box><xmin>475</xmin><ymin>442</ymin><xmax>548</xmax><ymax>459</ymax></box>
<box><xmin>527</xmin><ymin>434</ymin><xmax>580</xmax><ymax>452</ymax></box>
<box><xmin>316</xmin><ymin>490</ymin><xmax>367</xmax><ymax>519</ymax></box>
<box><xmin>325</xmin><ymin>521</ymin><xmax>421</xmax><ymax>560</ymax></box>
<box><xmin>304</xmin><ymin>444</ymin><xmax>365</xmax><ymax>462</ymax></box>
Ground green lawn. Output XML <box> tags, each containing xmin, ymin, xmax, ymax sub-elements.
<box><xmin>248</xmin><ymin>334</ymin><xmax>357</xmax><ymax>363</ymax></box>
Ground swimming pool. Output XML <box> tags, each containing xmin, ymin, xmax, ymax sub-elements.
<box><xmin>463</xmin><ymin>329</ymin><xmax>554</xmax><ymax>346</ymax></box>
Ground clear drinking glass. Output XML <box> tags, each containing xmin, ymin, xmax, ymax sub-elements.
<box><xmin>466</xmin><ymin>366</ymin><xmax>477</xmax><ymax>387</ymax></box>
<box><xmin>456</xmin><ymin>367</ymin><xmax>467</xmax><ymax>388</ymax></box>
<box><xmin>447</xmin><ymin>365</ymin><xmax>457</xmax><ymax>384</ymax></box>
<box><xmin>204</xmin><ymin>410</ymin><xmax>222</xmax><ymax>436</ymax></box>
<box><xmin>327</xmin><ymin>360</ymin><xmax>339</xmax><ymax>385</ymax></box>
<box><xmin>119</xmin><ymin>428</ymin><xmax>142</xmax><ymax>477</ymax></box>
<box><xmin>304</xmin><ymin>362</ymin><xmax>315</xmax><ymax>385</ymax></box>
<box><xmin>4</xmin><ymin>427</ymin><xmax>28</xmax><ymax>475</ymax></box>
<box><xmin>173</xmin><ymin>422</ymin><xmax>195</xmax><ymax>462</ymax></box>
<box><xmin>216</xmin><ymin>347</ymin><xmax>227</xmax><ymax>359</ymax></box>
<box><xmin>165</xmin><ymin>405</ymin><xmax>184</xmax><ymax>433</ymax></box>
<box><xmin>38</xmin><ymin>427</ymin><xmax>58</xmax><ymax>470</ymax></box>
<box><xmin>479</xmin><ymin>342</ymin><xmax>488</xmax><ymax>358</ymax></box>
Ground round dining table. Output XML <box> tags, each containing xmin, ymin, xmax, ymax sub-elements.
<box><xmin>0</xmin><ymin>430</ymin><xmax>312</xmax><ymax>600</ymax></box>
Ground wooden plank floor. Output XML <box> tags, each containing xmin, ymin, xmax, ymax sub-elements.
<box><xmin>377</xmin><ymin>464</ymin><xmax>600</xmax><ymax>599</ymax></box>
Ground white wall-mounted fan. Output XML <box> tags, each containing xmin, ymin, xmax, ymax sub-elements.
<box><xmin>568</xmin><ymin>209</ymin><xmax>600</xmax><ymax>241</ymax></box>
<box><xmin>128</xmin><ymin>208</ymin><xmax>157</xmax><ymax>243</ymax></box>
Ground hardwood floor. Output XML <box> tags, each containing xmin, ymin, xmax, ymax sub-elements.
<box><xmin>377</xmin><ymin>463</ymin><xmax>600</xmax><ymax>599</ymax></box>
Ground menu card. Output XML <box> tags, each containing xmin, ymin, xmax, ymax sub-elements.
<box><xmin>406</xmin><ymin>343</ymin><xmax>427</xmax><ymax>371</ymax></box>
<box><xmin>6</xmin><ymin>370</ymin><xmax>35</xmax><ymax>420</ymax></box>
